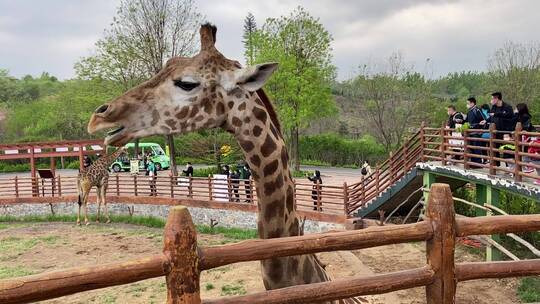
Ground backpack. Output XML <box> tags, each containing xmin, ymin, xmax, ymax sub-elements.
<box><xmin>361</xmin><ymin>167</ymin><xmax>368</xmax><ymax>175</ymax></box>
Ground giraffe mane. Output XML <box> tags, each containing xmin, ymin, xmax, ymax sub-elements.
<box><xmin>256</xmin><ymin>89</ymin><xmax>282</xmax><ymax>135</ymax></box>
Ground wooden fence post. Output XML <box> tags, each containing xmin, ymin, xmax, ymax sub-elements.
<box><xmin>425</xmin><ymin>183</ymin><xmax>456</xmax><ymax>304</ymax></box>
<box><xmin>208</xmin><ymin>175</ymin><xmax>213</xmax><ymax>201</ymax></box>
<box><xmin>14</xmin><ymin>176</ymin><xmax>19</xmax><ymax>198</ymax></box>
<box><xmin>403</xmin><ymin>144</ymin><xmax>410</xmax><ymax>172</ymax></box>
<box><xmin>116</xmin><ymin>175</ymin><xmax>120</xmax><ymax>196</ymax></box>
<box><xmin>488</xmin><ymin>123</ymin><xmax>496</xmax><ymax>176</ymax></box>
<box><xmin>134</xmin><ymin>175</ymin><xmax>138</xmax><ymax>196</ymax></box>
<box><xmin>188</xmin><ymin>177</ymin><xmax>193</xmax><ymax>198</ymax></box>
<box><xmin>163</xmin><ymin>206</ymin><xmax>201</xmax><ymax>304</ymax></box>
<box><xmin>360</xmin><ymin>176</ymin><xmax>365</xmax><ymax>206</ymax></box>
<box><xmin>514</xmin><ymin>122</ymin><xmax>523</xmax><ymax>182</ymax></box>
<box><xmin>170</xmin><ymin>174</ymin><xmax>175</xmax><ymax>198</ymax></box>
<box><xmin>375</xmin><ymin>166</ymin><xmax>380</xmax><ymax>193</ymax></box>
<box><xmin>227</xmin><ymin>176</ymin><xmax>232</xmax><ymax>202</ymax></box>
<box><xmin>440</xmin><ymin>122</ymin><xmax>447</xmax><ymax>166</ymax></box>
<box><xmin>343</xmin><ymin>182</ymin><xmax>349</xmax><ymax>216</ymax></box>
<box><xmin>389</xmin><ymin>152</ymin><xmax>395</xmax><ymax>183</ymax></box>
<box><xmin>463</xmin><ymin>130</ymin><xmax>470</xmax><ymax>170</ymax></box>
<box><xmin>57</xmin><ymin>176</ymin><xmax>62</xmax><ymax>197</ymax></box>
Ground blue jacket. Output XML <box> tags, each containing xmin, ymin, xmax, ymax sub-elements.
<box><xmin>466</xmin><ymin>106</ymin><xmax>485</xmax><ymax>130</ymax></box>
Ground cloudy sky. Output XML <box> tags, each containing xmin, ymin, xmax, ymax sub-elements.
<box><xmin>0</xmin><ymin>0</ymin><xmax>538</xmax><ymax>80</ymax></box>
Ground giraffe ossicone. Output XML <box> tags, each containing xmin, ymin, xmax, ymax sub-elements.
<box><xmin>87</xmin><ymin>23</ymin><xmax>363</xmax><ymax>303</ymax></box>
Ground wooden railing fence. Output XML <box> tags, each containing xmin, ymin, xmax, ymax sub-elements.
<box><xmin>1</xmin><ymin>183</ymin><xmax>539</xmax><ymax>304</ymax></box>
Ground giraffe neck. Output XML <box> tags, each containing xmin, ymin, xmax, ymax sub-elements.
<box><xmin>229</xmin><ymin>93</ymin><xmax>333</xmax><ymax>292</ymax></box>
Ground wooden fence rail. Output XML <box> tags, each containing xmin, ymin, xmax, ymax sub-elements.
<box><xmin>1</xmin><ymin>183</ymin><xmax>539</xmax><ymax>304</ymax></box>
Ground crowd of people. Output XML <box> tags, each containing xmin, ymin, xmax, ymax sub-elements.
<box><xmin>446</xmin><ymin>92</ymin><xmax>539</xmax><ymax>185</ymax></box>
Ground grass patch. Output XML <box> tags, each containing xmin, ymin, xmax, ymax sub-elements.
<box><xmin>220</xmin><ymin>281</ymin><xmax>246</xmax><ymax>296</ymax></box>
<box><xmin>0</xmin><ymin>265</ymin><xmax>34</xmax><ymax>279</ymax></box>
<box><xmin>0</xmin><ymin>223</ymin><xmax>8</xmax><ymax>230</ymax></box>
<box><xmin>518</xmin><ymin>277</ymin><xmax>540</xmax><ymax>302</ymax></box>
<box><xmin>205</xmin><ymin>283</ymin><xmax>215</xmax><ymax>291</ymax></box>
<box><xmin>0</xmin><ymin>214</ymin><xmax>258</xmax><ymax>240</ymax></box>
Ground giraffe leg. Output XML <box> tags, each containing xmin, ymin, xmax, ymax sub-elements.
<box><xmin>96</xmin><ymin>185</ymin><xmax>102</xmax><ymax>223</ymax></box>
<box><xmin>101</xmin><ymin>183</ymin><xmax>110</xmax><ymax>223</ymax></box>
<box><xmin>83</xmin><ymin>188</ymin><xmax>90</xmax><ymax>226</ymax></box>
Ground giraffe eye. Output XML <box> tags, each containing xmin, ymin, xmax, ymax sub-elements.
<box><xmin>174</xmin><ymin>80</ymin><xmax>200</xmax><ymax>91</ymax></box>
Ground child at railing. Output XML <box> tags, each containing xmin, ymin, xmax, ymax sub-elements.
<box><xmin>499</xmin><ymin>133</ymin><xmax>516</xmax><ymax>173</ymax></box>
<box><xmin>526</xmin><ymin>136</ymin><xmax>540</xmax><ymax>185</ymax></box>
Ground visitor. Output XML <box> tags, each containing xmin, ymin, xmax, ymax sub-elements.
<box><xmin>489</xmin><ymin>92</ymin><xmax>515</xmax><ymax>132</ymax></box>
<box><xmin>307</xmin><ymin>170</ymin><xmax>323</xmax><ymax>211</ymax></box>
<box><xmin>515</xmin><ymin>103</ymin><xmax>534</xmax><ymax>132</ymax></box>
<box><xmin>230</xmin><ymin>168</ymin><xmax>240</xmax><ymax>202</ymax></box>
<box><xmin>499</xmin><ymin>134</ymin><xmax>516</xmax><ymax>173</ymax></box>
<box><xmin>360</xmin><ymin>161</ymin><xmax>372</xmax><ymax>178</ymax></box>
<box><xmin>465</xmin><ymin>97</ymin><xmax>485</xmax><ymax>165</ymax></box>
<box><xmin>146</xmin><ymin>159</ymin><xmax>158</xmax><ymax>196</ymax></box>
<box><xmin>526</xmin><ymin>136</ymin><xmax>540</xmax><ymax>185</ymax></box>
<box><xmin>446</xmin><ymin>105</ymin><xmax>465</xmax><ymax>160</ymax></box>
<box><xmin>480</xmin><ymin>104</ymin><xmax>492</xmax><ymax>142</ymax></box>
<box><xmin>182</xmin><ymin>162</ymin><xmax>194</xmax><ymax>177</ymax></box>
<box><xmin>222</xmin><ymin>165</ymin><xmax>230</xmax><ymax>177</ymax></box>
<box><xmin>239</xmin><ymin>163</ymin><xmax>252</xmax><ymax>202</ymax></box>
<box><xmin>83</xmin><ymin>155</ymin><xmax>92</xmax><ymax>168</ymax></box>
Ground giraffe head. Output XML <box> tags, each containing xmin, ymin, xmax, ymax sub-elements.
<box><xmin>88</xmin><ymin>23</ymin><xmax>278</xmax><ymax>146</ymax></box>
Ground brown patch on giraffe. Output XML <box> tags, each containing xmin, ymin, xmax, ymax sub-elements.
<box><xmin>290</xmin><ymin>257</ymin><xmax>300</xmax><ymax>276</ymax></box>
<box><xmin>227</xmin><ymin>101</ymin><xmax>234</xmax><ymax>109</ymax></box>
<box><xmin>263</xmin><ymin>159</ymin><xmax>279</xmax><ymax>177</ymax></box>
<box><xmin>243</xmin><ymin>117</ymin><xmax>251</xmax><ymax>123</ymax></box>
<box><xmin>267</xmin><ymin>259</ymin><xmax>283</xmax><ymax>282</ymax></box>
<box><xmin>280</xmin><ymin>147</ymin><xmax>289</xmax><ymax>169</ymax></box>
<box><xmin>164</xmin><ymin>111</ymin><xmax>170</xmax><ymax>117</ymax></box>
<box><xmin>290</xmin><ymin>217</ymin><xmax>300</xmax><ymax>236</ymax></box>
<box><xmin>253</xmin><ymin>125</ymin><xmax>263</xmax><ymax>137</ymax></box>
<box><xmin>238</xmin><ymin>102</ymin><xmax>246</xmax><ymax>111</ymax></box>
<box><xmin>286</xmin><ymin>185</ymin><xmax>294</xmax><ymax>213</ymax></box>
<box><xmin>252</xmin><ymin>107</ymin><xmax>267</xmax><ymax>124</ymax></box>
<box><xmin>243</xmin><ymin>130</ymin><xmax>250</xmax><ymax>136</ymax></box>
<box><xmin>151</xmin><ymin>110</ymin><xmax>160</xmax><ymax>126</ymax></box>
<box><xmin>218</xmin><ymin>91</ymin><xmax>223</xmax><ymax>99</ymax></box>
<box><xmin>263</xmin><ymin>173</ymin><xmax>283</xmax><ymax>196</ymax></box>
<box><xmin>261</xmin><ymin>135</ymin><xmax>277</xmax><ymax>157</ymax></box>
<box><xmin>190</xmin><ymin>105</ymin><xmax>200</xmax><ymax>117</ymax></box>
<box><xmin>202</xmin><ymin>98</ymin><xmax>213</xmax><ymax>114</ymax></box>
<box><xmin>194</xmin><ymin>115</ymin><xmax>204</xmax><ymax>122</ymax></box>
<box><xmin>239</xmin><ymin>139</ymin><xmax>255</xmax><ymax>153</ymax></box>
<box><xmin>265</xmin><ymin>198</ymin><xmax>284</xmax><ymax>223</ymax></box>
<box><xmin>176</xmin><ymin>107</ymin><xmax>189</xmax><ymax>120</ymax></box>
<box><xmin>302</xmin><ymin>256</ymin><xmax>314</xmax><ymax>283</ymax></box>
<box><xmin>254</xmin><ymin>98</ymin><xmax>264</xmax><ymax>106</ymax></box>
<box><xmin>250</xmin><ymin>155</ymin><xmax>261</xmax><ymax>167</ymax></box>
<box><xmin>216</xmin><ymin>102</ymin><xmax>225</xmax><ymax>115</ymax></box>
<box><xmin>165</xmin><ymin>119</ymin><xmax>176</xmax><ymax>130</ymax></box>
<box><xmin>231</xmin><ymin>117</ymin><xmax>242</xmax><ymax>127</ymax></box>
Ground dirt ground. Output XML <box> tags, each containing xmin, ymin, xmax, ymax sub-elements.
<box><xmin>0</xmin><ymin>222</ymin><xmax>523</xmax><ymax>303</ymax></box>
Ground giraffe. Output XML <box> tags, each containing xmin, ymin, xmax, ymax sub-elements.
<box><xmin>77</xmin><ymin>147</ymin><xmax>125</xmax><ymax>225</ymax></box>
<box><xmin>87</xmin><ymin>24</ymin><xmax>363</xmax><ymax>303</ymax></box>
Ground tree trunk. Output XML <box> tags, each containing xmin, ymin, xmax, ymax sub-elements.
<box><xmin>166</xmin><ymin>135</ymin><xmax>178</xmax><ymax>176</ymax></box>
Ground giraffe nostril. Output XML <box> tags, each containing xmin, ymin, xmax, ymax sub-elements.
<box><xmin>95</xmin><ymin>104</ymin><xmax>109</xmax><ymax>114</ymax></box>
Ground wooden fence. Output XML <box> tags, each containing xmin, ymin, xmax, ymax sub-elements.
<box><xmin>1</xmin><ymin>122</ymin><xmax>539</xmax><ymax>218</ymax></box>
<box><xmin>1</xmin><ymin>183</ymin><xmax>539</xmax><ymax>304</ymax></box>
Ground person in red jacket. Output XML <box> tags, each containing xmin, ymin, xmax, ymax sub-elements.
<box><xmin>527</xmin><ymin>137</ymin><xmax>540</xmax><ymax>185</ymax></box>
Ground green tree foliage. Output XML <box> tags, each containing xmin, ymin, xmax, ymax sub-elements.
<box><xmin>242</xmin><ymin>12</ymin><xmax>257</xmax><ymax>65</ymax></box>
<box><xmin>299</xmin><ymin>134</ymin><xmax>384</xmax><ymax>166</ymax></box>
<box><xmin>251</xmin><ymin>6</ymin><xmax>337</xmax><ymax>170</ymax></box>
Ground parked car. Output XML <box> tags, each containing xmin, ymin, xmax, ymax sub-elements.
<box><xmin>109</xmin><ymin>142</ymin><xmax>170</xmax><ymax>172</ymax></box>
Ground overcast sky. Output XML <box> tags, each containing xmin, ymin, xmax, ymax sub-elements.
<box><xmin>1</xmin><ymin>0</ymin><xmax>538</xmax><ymax>80</ymax></box>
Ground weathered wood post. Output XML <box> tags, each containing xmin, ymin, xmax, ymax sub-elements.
<box><xmin>208</xmin><ymin>175</ymin><xmax>213</xmax><ymax>201</ymax></box>
<box><xmin>425</xmin><ymin>183</ymin><xmax>456</xmax><ymax>304</ymax></box>
<box><xmin>441</xmin><ymin>122</ymin><xmax>447</xmax><ymax>166</ymax></box>
<box><xmin>513</xmin><ymin>122</ymin><xmax>523</xmax><ymax>182</ymax></box>
<box><xmin>163</xmin><ymin>206</ymin><xmax>201</xmax><ymax>304</ymax></box>
<box><xmin>316</xmin><ymin>180</ymin><xmax>322</xmax><ymax>212</ymax></box>
<box><xmin>488</xmin><ymin>123</ymin><xmax>496</xmax><ymax>175</ymax></box>
<box><xmin>57</xmin><ymin>176</ymin><xmax>62</xmax><ymax>197</ymax></box>
<box><xmin>420</xmin><ymin>121</ymin><xmax>426</xmax><ymax>162</ymax></box>
<box><xmin>134</xmin><ymin>175</ymin><xmax>138</xmax><ymax>196</ymax></box>
<box><xmin>170</xmin><ymin>174</ymin><xmax>175</xmax><ymax>198</ymax></box>
<box><xmin>343</xmin><ymin>182</ymin><xmax>349</xmax><ymax>216</ymax></box>
<box><xmin>14</xmin><ymin>176</ymin><xmax>19</xmax><ymax>197</ymax></box>
<box><xmin>116</xmin><ymin>174</ymin><xmax>120</xmax><ymax>196</ymax></box>
<box><xmin>463</xmin><ymin>129</ymin><xmax>470</xmax><ymax>170</ymax></box>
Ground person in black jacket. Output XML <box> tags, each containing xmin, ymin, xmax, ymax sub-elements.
<box><xmin>489</xmin><ymin>92</ymin><xmax>515</xmax><ymax>132</ymax></box>
<box><xmin>515</xmin><ymin>103</ymin><xmax>534</xmax><ymax>132</ymax></box>
<box><xmin>446</xmin><ymin>105</ymin><xmax>464</xmax><ymax>129</ymax></box>
<box><xmin>466</xmin><ymin>97</ymin><xmax>486</xmax><ymax>165</ymax></box>
<box><xmin>307</xmin><ymin>170</ymin><xmax>323</xmax><ymax>211</ymax></box>
<box><xmin>182</xmin><ymin>162</ymin><xmax>194</xmax><ymax>177</ymax></box>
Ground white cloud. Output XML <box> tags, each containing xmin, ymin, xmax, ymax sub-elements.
<box><xmin>1</xmin><ymin>0</ymin><xmax>539</xmax><ymax>80</ymax></box>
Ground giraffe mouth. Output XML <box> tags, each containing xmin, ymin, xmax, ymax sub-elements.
<box><xmin>105</xmin><ymin>126</ymin><xmax>130</xmax><ymax>146</ymax></box>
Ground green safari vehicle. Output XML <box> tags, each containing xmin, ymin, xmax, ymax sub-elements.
<box><xmin>109</xmin><ymin>142</ymin><xmax>170</xmax><ymax>172</ymax></box>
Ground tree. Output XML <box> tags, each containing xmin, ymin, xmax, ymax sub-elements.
<box><xmin>75</xmin><ymin>0</ymin><xmax>204</xmax><ymax>175</ymax></box>
<box><xmin>342</xmin><ymin>52</ymin><xmax>432</xmax><ymax>151</ymax></box>
<box><xmin>242</xmin><ymin>12</ymin><xmax>257</xmax><ymax>65</ymax></box>
<box><xmin>251</xmin><ymin>6</ymin><xmax>337</xmax><ymax>170</ymax></box>
<box><xmin>488</xmin><ymin>41</ymin><xmax>540</xmax><ymax>119</ymax></box>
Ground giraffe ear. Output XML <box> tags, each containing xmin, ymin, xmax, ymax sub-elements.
<box><xmin>235</xmin><ymin>63</ymin><xmax>278</xmax><ymax>92</ymax></box>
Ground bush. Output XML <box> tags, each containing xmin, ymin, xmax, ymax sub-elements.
<box><xmin>299</xmin><ymin>133</ymin><xmax>385</xmax><ymax>167</ymax></box>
